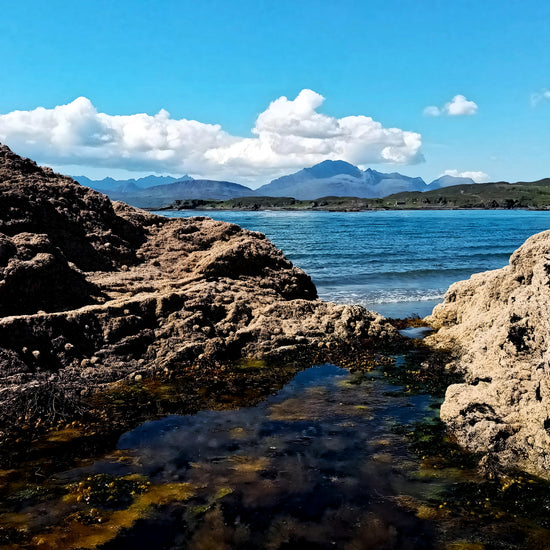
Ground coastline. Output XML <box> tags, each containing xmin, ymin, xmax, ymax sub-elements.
<box><xmin>155</xmin><ymin>201</ymin><xmax>550</xmax><ymax>213</ymax></box>
<box><xmin>146</xmin><ymin>184</ymin><xmax>550</xmax><ymax>212</ymax></box>
<box><xmin>0</xmin><ymin>144</ymin><xmax>402</xmax><ymax>452</ymax></box>
<box><xmin>2</xmin><ymin>145</ymin><xmax>549</xmax><ymax>480</ymax></box>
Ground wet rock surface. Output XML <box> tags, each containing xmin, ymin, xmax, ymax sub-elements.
<box><xmin>426</xmin><ymin>229</ymin><xmax>550</xmax><ymax>478</ymax></box>
<box><xmin>0</xmin><ymin>144</ymin><xmax>398</xmax><ymax>430</ymax></box>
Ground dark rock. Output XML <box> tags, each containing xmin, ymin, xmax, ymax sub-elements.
<box><xmin>0</xmin><ymin>144</ymin><xmax>399</xmax><ymax>427</ymax></box>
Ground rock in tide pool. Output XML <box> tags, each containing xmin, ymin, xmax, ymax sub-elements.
<box><xmin>0</xmin><ymin>144</ymin><xmax>398</xmax><ymax>429</ymax></box>
<box><xmin>426</xmin><ymin>229</ymin><xmax>550</xmax><ymax>478</ymax></box>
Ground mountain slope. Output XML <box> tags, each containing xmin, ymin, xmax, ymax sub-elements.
<box><xmin>384</xmin><ymin>179</ymin><xmax>550</xmax><ymax>208</ymax></box>
<box><xmin>364</xmin><ymin>168</ymin><xmax>428</xmax><ymax>195</ymax></box>
<box><xmin>74</xmin><ymin>175</ymin><xmax>257</xmax><ymax>208</ymax></box>
<box><xmin>257</xmin><ymin>160</ymin><xmax>428</xmax><ymax>199</ymax></box>
<box><xmin>106</xmin><ymin>179</ymin><xmax>257</xmax><ymax>208</ymax></box>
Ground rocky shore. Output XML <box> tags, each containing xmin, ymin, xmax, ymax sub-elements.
<box><xmin>4</xmin><ymin>143</ymin><xmax>550</xmax><ymax>483</ymax></box>
<box><xmin>0</xmin><ymin>144</ymin><xmax>398</xmax><ymax>433</ymax></box>
<box><xmin>427</xmin><ymin>230</ymin><xmax>550</xmax><ymax>479</ymax></box>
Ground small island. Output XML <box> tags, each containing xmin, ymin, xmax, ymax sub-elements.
<box><xmin>162</xmin><ymin>179</ymin><xmax>550</xmax><ymax>212</ymax></box>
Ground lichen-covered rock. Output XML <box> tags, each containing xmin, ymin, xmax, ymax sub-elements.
<box><xmin>426</xmin><ymin>229</ymin><xmax>550</xmax><ymax>478</ymax></box>
<box><xmin>0</xmin><ymin>232</ymin><xmax>104</xmax><ymax>316</ymax></box>
<box><xmin>0</xmin><ymin>144</ymin><xmax>153</xmax><ymax>273</ymax></box>
<box><xmin>0</xmin><ymin>144</ymin><xmax>399</xmax><ymax>426</ymax></box>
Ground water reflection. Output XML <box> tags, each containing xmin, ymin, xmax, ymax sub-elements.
<box><xmin>2</xmin><ymin>362</ymin><xmax>550</xmax><ymax>549</ymax></box>
<box><xmin>109</xmin><ymin>364</ymin><xmax>437</xmax><ymax>549</ymax></box>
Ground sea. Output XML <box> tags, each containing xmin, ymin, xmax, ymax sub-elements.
<box><xmin>156</xmin><ymin>209</ymin><xmax>550</xmax><ymax>318</ymax></box>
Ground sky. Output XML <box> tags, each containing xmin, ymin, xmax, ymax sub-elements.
<box><xmin>0</xmin><ymin>0</ymin><xmax>548</xmax><ymax>187</ymax></box>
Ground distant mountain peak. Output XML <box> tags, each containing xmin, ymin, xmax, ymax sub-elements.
<box><xmin>305</xmin><ymin>160</ymin><xmax>363</xmax><ymax>179</ymax></box>
<box><xmin>429</xmin><ymin>174</ymin><xmax>475</xmax><ymax>189</ymax></box>
<box><xmin>256</xmin><ymin>160</ymin><xmax>428</xmax><ymax>199</ymax></box>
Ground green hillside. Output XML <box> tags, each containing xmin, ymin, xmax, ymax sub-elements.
<box><xmin>163</xmin><ymin>179</ymin><xmax>550</xmax><ymax>211</ymax></box>
<box><xmin>383</xmin><ymin>179</ymin><xmax>550</xmax><ymax>209</ymax></box>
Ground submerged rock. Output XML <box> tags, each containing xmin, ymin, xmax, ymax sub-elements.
<box><xmin>426</xmin><ymin>230</ymin><xmax>550</xmax><ymax>478</ymax></box>
<box><xmin>0</xmin><ymin>144</ymin><xmax>398</xmax><ymax>427</ymax></box>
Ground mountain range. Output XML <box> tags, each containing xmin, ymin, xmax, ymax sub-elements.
<box><xmin>73</xmin><ymin>161</ymin><xmax>476</xmax><ymax>207</ymax></box>
<box><xmin>73</xmin><ymin>175</ymin><xmax>255</xmax><ymax>208</ymax></box>
<box><xmin>74</xmin><ymin>174</ymin><xmax>188</xmax><ymax>191</ymax></box>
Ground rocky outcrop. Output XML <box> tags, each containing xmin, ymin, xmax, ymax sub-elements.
<box><xmin>0</xmin><ymin>144</ymin><xmax>398</xmax><ymax>426</ymax></box>
<box><xmin>426</xmin><ymin>230</ymin><xmax>550</xmax><ymax>478</ymax></box>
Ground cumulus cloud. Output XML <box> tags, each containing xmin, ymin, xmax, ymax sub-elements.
<box><xmin>424</xmin><ymin>94</ymin><xmax>478</xmax><ymax>117</ymax></box>
<box><xmin>0</xmin><ymin>90</ymin><xmax>423</xmax><ymax>184</ymax></box>
<box><xmin>531</xmin><ymin>89</ymin><xmax>550</xmax><ymax>106</ymax></box>
<box><xmin>443</xmin><ymin>169</ymin><xmax>488</xmax><ymax>183</ymax></box>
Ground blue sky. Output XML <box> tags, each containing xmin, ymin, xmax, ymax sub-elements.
<box><xmin>0</xmin><ymin>0</ymin><xmax>548</xmax><ymax>186</ymax></box>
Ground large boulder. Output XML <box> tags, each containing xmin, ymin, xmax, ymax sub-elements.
<box><xmin>426</xmin><ymin>230</ymin><xmax>550</xmax><ymax>478</ymax></box>
<box><xmin>0</xmin><ymin>144</ymin><xmax>399</xmax><ymax>426</ymax></box>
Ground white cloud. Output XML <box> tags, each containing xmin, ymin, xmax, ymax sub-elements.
<box><xmin>0</xmin><ymin>90</ymin><xmax>423</xmax><ymax>185</ymax></box>
<box><xmin>424</xmin><ymin>94</ymin><xmax>478</xmax><ymax>117</ymax></box>
<box><xmin>445</xmin><ymin>95</ymin><xmax>478</xmax><ymax>116</ymax></box>
<box><xmin>423</xmin><ymin>105</ymin><xmax>442</xmax><ymax>117</ymax></box>
<box><xmin>531</xmin><ymin>89</ymin><xmax>550</xmax><ymax>106</ymax></box>
<box><xmin>443</xmin><ymin>169</ymin><xmax>488</xmax><ymax>183</ymax></box>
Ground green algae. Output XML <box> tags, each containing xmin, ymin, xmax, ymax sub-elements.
<box><xmin>7</xmin><ymin>484</ymin><xmax>51</xmax><ymax>504</ymax></box>
<box><xmin>234</xmin><ymin>358</ymin><xmax>268</xmax><ymax>370</ymax></box>
<box><xmin>3</xmin><ymin>352</ymin><xmax>550</xmax><ymax>549</ymax></box>
<box><xmin>397</xmin><ymin>418</ymin><xmax>482</xmax><ymax>470</ymax></box>
<box><xmin>215</xmin><ymin>486</ymin><xmax>233</xmax><ymax>500</ymax></box>
<box><xmin>28</xmin><ymin>481</ymin><xmax>196</xmax><ymax>550</ymax></box>
<box><xmin>65</xmin><ymin>473</ymin><xmax>149</xmax><ymax>509</ymax></box>
<box><xmin>433</xmin><ymin>472</ymin><xmax>550</xmax><ymax>529</ymax></box>
<box><xmin>381</xmin><ymin>346</ymin><xmax>461</xmax><ymax>397</ymax></box>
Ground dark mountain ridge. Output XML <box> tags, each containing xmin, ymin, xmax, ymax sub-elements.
<box><xmin>74</xmin><ymin>174</ymin><xmax>191</xmax><ymax>191</ymax></box>
<box><xmin>75</xmin><ymin>160</ymin><xmax>479</xmax><ymax>207</ymax></box>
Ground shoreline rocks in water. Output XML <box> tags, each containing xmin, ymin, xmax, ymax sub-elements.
<box><xmin>426</xmin><ymin>229</ymin><xmax>550</xmax><ymax>479</ymax></box>
<box><xmin>0</xmin><ymin>144</ymin><xmax>399</xmax><ymax>432</ymax></box>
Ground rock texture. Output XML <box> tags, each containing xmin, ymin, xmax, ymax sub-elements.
<box><xmin>0</xmin><ymin>144</ymin><xmax>398</xmax><ymax>426</ymax></box>
<box><xmin>426</xmin><ymin>230</ymin><xmax>550</xmax><ymax>478</ymax></box>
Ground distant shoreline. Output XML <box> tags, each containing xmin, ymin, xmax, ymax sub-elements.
<box><xmin>157</xmin><ymin>206</ymin><xmax>550</xmax><ymax>212</ymax></box>
<box><xmin>151</xmin><ymin>196</ymin><xmax>550</xmax><ymax>213</ymax></box>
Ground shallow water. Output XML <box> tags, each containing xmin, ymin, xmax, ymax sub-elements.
<box><xmin>2</xmin><ymin>353</ymin><xmax>550</xmax><ymax>549</ymax></box>
<box><xmin>156</xmin><ymin>209</ymin><xmax>550</xmax><ymax>317</ymax></box>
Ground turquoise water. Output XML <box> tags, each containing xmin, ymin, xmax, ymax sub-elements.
<box><xmin>156</xmin><ymin>210</ymin><xmax>550</xmax><ymax>318</ymax></box>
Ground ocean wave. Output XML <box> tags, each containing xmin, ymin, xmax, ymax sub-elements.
<box><xmin>318</xmin><ymin>288</ymin><xmax>445</xmax><ymax>305</ymax></box>
<box><xmin>314</xmin><ymin>267</ymin><xmax>482</xmax><ymax>286</ymax></box>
